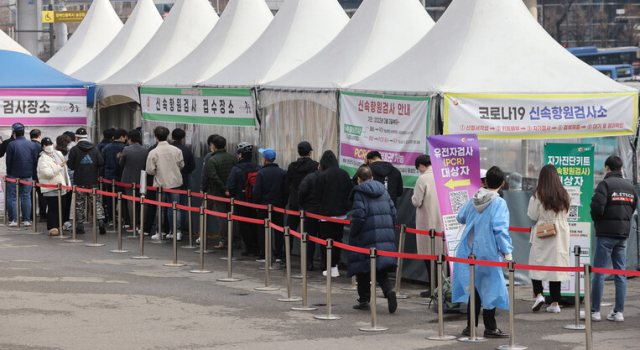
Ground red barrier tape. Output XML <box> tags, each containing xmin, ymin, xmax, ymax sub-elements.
<box><xmin>231</xmin><ymin>215</ymin><xmax>264</xmax><ymax>225</ymax></box>
<box><xmin>114</xmin><ymin>181</ymin><xmax>133</xmax><ymax>188</ymax></box>
<box><xmin>37</xmin><ymin>183</ymin><xmax>58</xmax><ymax>189</ymax></box>
<box><xmin>61</xmin><ymin>185</ymin><xmax>72</xmax><ymax>191</ymax></box>
<box><xmin>4</xmin><ymin>177</ymin><xmax>15</xmax><ymax>183</ymax></box>
<box><xmin>446</xmin><ymin>256</ymin><xmax>509</xmax><ymax>268</ymax></box>
<box><xmin>206</xmin><ymin>194</ymin><xmax>231</xmax><ymax>203</ymax></box>
<box><xmin>122</xmin><ymin>195</ymin><xmax>140</xmax><ymax>203</ymax></box>
<box><xmin>333</xmin><ymin>241</ymin><xmax>369</xmax><ymax>255</ymax></box>
<box><xmin>97</xmin><ymin>190</ymin><xmax>117</xmax><ymax>198</ymax></box>
<box><xmin>76</xmin><ymin>187</ymin><xmax>93</xmax><ymax>194</ymax></box>
<box><xmin>269</xmin><ymin>222</ymin><xmax>285</xmax><ymax>232</ymax></box>
<box><xmin>204</xmin><ymin>209</ymin><xmax>228</xmax><ymax>218</ymax></box>
<box><xmin>19</xmin><ymin>179</ymin><xmax>32</xmax><ymax>185</ymax></box>
<box><xmin>377</xmin><ymin>250</ymin><xmax>438</xmax><ymax>261</ymax></box>
<box><xmin>177</xmin><ymin>204</ymin><xmax>200</xmax><ymax>213</ymax></box>
<box><xmin>164</xmin><ymin>188</ymin><xmax>188</xmax><ymax>195</ymax></box>
<box><xmin>134</xmin><ymin>184</ymin><xmax>157</xmax><ymax>192</ymax></box>
<box><xmin>234</xmin><ymin>200</ymin><xmax>268</xmax><ymax>210</ymax></box>
<box><xmin>403</xmin><ymin>226</ymin><xmax>444</xmax><ymax>238</ymax></box>
<box><xmin>142</xmin><ymin>198</ymin><xmax>173</xmax><ymax>208</ymax></box>
<box><xmin>192</xmin><ymin>192</ymin><xmax>205</xmax><ymax>198</ymax></box>
<box><xmin>102</xmin><ymin>178</ymin><xmax>113</xmax><ymax>185</ymax></box>
<box><xmin>514</xmin><ymin>264</ymin><xmax>583</xmax><ymax>272</ymax></box>
<box><xmin>592</xmin><ymin>267</ymin><xmax>640</xmax><ymax>277</ymax></box>
<box><xmin>308</xmin><ymin>235</ymin><xmax>327</xmax><ymax>246</ymax></box>
<box><xmin>289</xmin><ymin>229</ymin><xmax>302</xmax><ymax>239</ymax></box>
<box><xmin>306</xmin><ymin>212</ymin><xmax>350</xmax><ymax>224</ymax></box>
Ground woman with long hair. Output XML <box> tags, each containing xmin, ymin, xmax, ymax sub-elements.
<box><xmin>528</xmin><ymin>164</ymin><xmax>571</xmax><ymax>313</ymax></box>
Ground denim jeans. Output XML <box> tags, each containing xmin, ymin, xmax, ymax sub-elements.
<box><xmin>6</xmin><ymin>176</ymin><xmax>32</xmax><ymax>222</ymax></box>
<box><xmin>591</xmin><ymin>236</ymin><xmax>627</xmax><ymax>313</ymax></box>
<box><xmin>160</xmin><ymin>191</ymin><xmax>181</xmax><ymax>232</ymax></box>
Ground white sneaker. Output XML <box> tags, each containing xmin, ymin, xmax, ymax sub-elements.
<box><xmin>63</xmin><ymin>221</ymin><xmax>72</xmax><ymax>231</ymax></box>
<box><xmin>546</xmin><ymin>305</ymin><xmax>561</xmax><ymax>313</ymax></box>
<box><xmin>166</xmin><ymin>232</ymin><xmax>173</xmax><ymax>239</ymax></box>
<box><xmin>196</xmin><ymin>237</ymin><xmax>200</xmax><ymax>244</ymax></box>
<box><xmin>151</xmin><ymin>233</ymin><xmax>161</xmax><ymax>240</ymax></box>
<box><xmin>275</xmin><ymin>258</ymin><xmax>283</xmax><ymax>263</ymax></box>
<box><xmin>607</xmin><ymin>309</ymin><xmax>624</xmax><ymax>322</ymax></box>
<box><xmin>580</xmin><ymin>310</ymin><xmax>601</xmax><ymax>322</ymax></box>
<box><xmin>532</xmin><ymin>295</ymin><xmax>545</xmax><ymax>311</ymax></box>
<box><xmin>176</xmin><ymin>232</ymin><xmax>182</xmax><ymax>241</ymax></box>
<box><xmin>8</xmin><ymin>221</ymin><xmax>17</xmax><ymax>227</ymax></box>
<box><xmin>322</xmin><ymin>266</ymin><xmax>340</xmax><ymax>278</ymax></box>
<box><xmin>21</xmin><ymin>221</ymin><xmax>32</xmax><ymax>227</ymax></box>
<box><xmin>124</xmin><ymin>224</ymin><xmax>131</xmax><ymax>229</ymax></box>
<box><xmin>143</xmin><ymin>231</ymin><xmax>151</xmax><ymax>236</ymax></box>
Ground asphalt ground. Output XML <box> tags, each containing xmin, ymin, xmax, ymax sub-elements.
<box><xmin>0</xmin><ymin>221</ymin><xmax>638</xmax><ymax>350</ymax></box>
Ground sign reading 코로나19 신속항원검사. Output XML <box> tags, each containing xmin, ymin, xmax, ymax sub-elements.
<box><xmin>0</xmin><ymin>88</ymin><xmax>87</xmax><ymax>126</ymax></box>
<box><xmin>140</xmin><ymin>87</ymin><xmax>256</xmax><ymax>127</ymax></box>
<box><xmin>444</xmin><ymin>93</ymin><xmax>638</xmax><ymax>139</ymax></box>
<box><xmin>338</xmin><ymin>91</ymin><xmax>431</xmax><ymax>187</ymax></box>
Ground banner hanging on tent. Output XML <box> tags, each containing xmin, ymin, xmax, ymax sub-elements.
<box><xmin>338</xmin><ymin>91</ymin><xmax>431</xmax><ymax>187</ymax></box>
<box><xmin>0</xmin><ymin>88</ymin><xmax>87</xmax><ymax>126</ymax></box>
<box><xmin>444</xmin><ymin>93</ymin><xmax>638</xmax><ymax>139</ymax></box>
<box><xmin>140</xmin><ymin>87</ymin><xmax>256</xmax><ymax>127</ymax></box>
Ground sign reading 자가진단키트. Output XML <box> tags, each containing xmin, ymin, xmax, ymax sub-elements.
<box><xmin>338</xmin><ymin>91</ymin><xmax>431</xmax><ymax>187</ymax></box>
<box><xmin>0</xmin><ymin>88</ymin><xmax>87</xmax><ymax>126</ymax></box>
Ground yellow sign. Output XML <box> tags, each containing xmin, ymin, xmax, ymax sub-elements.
<box><xmin>42</xmin><ymin>11</ymin><xmax>87</xmax><ymax>23</ymax></box>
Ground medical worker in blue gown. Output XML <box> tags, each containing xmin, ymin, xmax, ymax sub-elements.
<box><xmin>452</xmin><ymin>166</ymin><xmax>513</xmax><ymax>338</ymax></box>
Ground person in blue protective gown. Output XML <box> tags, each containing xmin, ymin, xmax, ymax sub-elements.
<box><xmin>452</xmin><ymin>166</ymin><xmax>513</xmax><ymax>338</ymax></box>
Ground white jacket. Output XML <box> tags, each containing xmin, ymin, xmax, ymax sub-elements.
<box><xmin>37</xmin><ymin>150</ymin><xmax>71</xmax><ymax>194</ymax></box>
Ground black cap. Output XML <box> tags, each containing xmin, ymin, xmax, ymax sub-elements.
<box><xmin>297</xmin><ymin>141</ymin><xmax>313</xmax><ymax>155</ymax></box>
<box><xmin>75</xmin><ymin>127</ymin><xmax>88</xmax><ymax>138</ymax></box>
<box><xmin>172</xmin><ymin>128</ymin><xmax>186</xmax><ymax>141</ymax></box>
<box><xmin>41</xmin><ymin>137</ymin><xmax>53</xmax><ymax>146</ymax></box>
<box><xmin>63</xmin><ymin>131</ymin><xmax>75</xmax><ymax>141</ymax></box>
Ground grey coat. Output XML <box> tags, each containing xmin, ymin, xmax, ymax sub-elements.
<box><xmin>119</xmin><ymin>143</ymin><xmax>149</xmax><ymax>184</ymax></box>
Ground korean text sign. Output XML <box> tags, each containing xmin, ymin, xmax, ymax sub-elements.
<box><xmin>444</xmin><ymin>93</ymin><xmax>637</xmax><ymax>139</ymax></box>
<box><xmin>427</xmin><ymin>135</ymin><xmax>482</xmax><ymax>262</ymax></box>
<box><xmin>339</xmin><ymin>92</ymin><xmax>431</xmax><ymax>187</ymax></box>
<box><xmin>0</xmin><ymin>88</ymin><xmax>87</xmax><ymax>126</ymax></box>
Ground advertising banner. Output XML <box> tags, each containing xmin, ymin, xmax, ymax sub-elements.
<box><xmin>140</xmin><ymin>87</ymin><xmax>256</xmax><ymax>127</ymax></box>
<box><xmin>444</xmin><ymin>93</ymin><xmax>638</xmax><ymax>139</ymax></box>
<box><xmin>427</xmin><ymin>134</ymin><xmax>482</xmax><ymax>266</ymax></box>
<box><xmin>543</xmin><ymin>143</ymin><xmax>595</xmax><ymax>296</ymax></box>
<box><xmin>339</xmin><ymin>91</ymin><xmax>431</xmax><ymax>187</ymax></box>
<box><xmin>0</xmin><ymin>88</ymin><xmax>87</xmax><ymax>126</ymax></box>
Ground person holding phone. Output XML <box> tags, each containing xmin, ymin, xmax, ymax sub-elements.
<box><xmin>37</xmin><ymin>137</ymin><xmax>71</xmax><ymax>236</ymax></box>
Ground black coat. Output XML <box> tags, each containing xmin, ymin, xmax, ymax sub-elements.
<box><xmin>287</xmin><ymin>157</ymin><xmax>319</xmax><ymax>210</ymax></box>
<box><xmin>253</xmin><ymin>163</ymin><xmax>289</xmax><ymax>208</ymax></box>
<box><xmin>298</xmin><ymin>170</ymin><xmax>321</xmax><ymax>214</ymax></box>
<box><xmin>590</xmin><ymin>171</ymin><xmax>638</xmax><ymax>239</ymax></box>
<box><xmin>227</xmin><ymin>160</ymin><xmax>261</xmax><ymax>200</ymax></box>
<box><xmin>173</xmin><ymin>142</ymin><xmax>196</xmax><ymax>190</ymax></box>
<box><xmin>67</xmin><ymin>140</ymin><xmax>104</xmax><ymax>186</ymax></box>
<box><xmin>317</xmin><ymin>151</ymin><xmax>352</xmax><ymax>217</ymax></box>
<box><xmin>352</xmin><ymin>161</ymin><xmax>404</xmax><ymax>207</ymax></box>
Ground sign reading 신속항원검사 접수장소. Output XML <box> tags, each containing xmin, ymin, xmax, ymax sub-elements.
<box><xmin>444</xmin><ymin>93</ymin><xmax>638</xmax><ymax>139</ymax></box>
<box><xmin>0</xmin><ymin>88</ymin><xmax>87</xmax><ymax>126</ymax></box>
<box><xmin>140</xmin><ymin>87</ymin><xmax>256</xmax><ymax>127</ymax></box>
<box><xmin>338</xmin><ymin>91</ymin><xmax>431</xmax><ymax>187</ymax></box>
<box><xmin>427</xmin><ymin>135</ymin><xmax>482</xmax><ymax>269</ymax></box>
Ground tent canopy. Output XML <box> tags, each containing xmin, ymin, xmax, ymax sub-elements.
<box><xmin>47</xmin><ymin>0</ymin><xmax>123</xmax><ymax>75</ymax></box>
<box><xmin>72</xmin><ymin>0</ymin><xmax>163</xmax><ymax>83</ymax></box>
<box><xmin>0</xmin><ymin>50</ymin><xmax>91</xmax><ymax>89</ymax></box>
<box><xmin>200</xmin><ymin>0</ymin><xmax>349</xmax><ymax>87</ymax></box>
<box><xmin>146</xmin><ymin>0</ymin><xmax>273</xmax><ymax>87</ymax></box>
<box><xmin>349</xmin><ymin>0</ymin><xmax>636</xmax><ymax>94</ymax></box>
<box><xmin>267</xmin><ymin>0</ymin><xmax>434</xmax><ymax>89</ymax></box>
<box><xmin>0</xmin><ymin>30</ymin><xmax>31</xmax><ymax>55</ymax></box>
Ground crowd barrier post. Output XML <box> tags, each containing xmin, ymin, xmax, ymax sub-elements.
<box><xmin>360</xmin><ymin>248</ymin><xmax>387</xmax><ymax>332</ymax></box>
<box><xmin>442</xmin><ymin>237</ymin><xmax>448</xmax><ymax>277</ymax></box>
<box><xmin>65</xmin><ymin>186</ymin><xmax>82</xmax><ymax>243</ymax></box>
<box><xmin>429</xmin><ymin>229</ymin><xmax>436</xmax><ymax>301</ymax></box>
<box><xmin>110</xmin><ymin>193</ymin><xmax>128</xmax><ymax>253</ymax></box>
<box><xmin>2</xmin><ymin>177</ymin><xmax>6</xmax><ymax>225</ymax></box>
<box><xmin>427</xmin><ymin>254</ymin><xmax>456</xmax><ymax>341</ymax></box>
<box><xmin>343</xmin><ymin>276</ymin><xmax>357</xmax><ymax>291</ymax></box>
<box><xmin>182</xmin><ymin>189</ymin><xmax>196</xmax><ymax>249</ymax></box>
<box><xmin>85</xmin><ymin>188</ymin><xmax>104</xmax><ymax>247</ymax></box>
<box><xmin>583</xmin><ymin>264</ymin><xmax>593</xmax><ymax>350</ymax></box>
<box><xmin>131</xmin><ymin>194</ymin><xmax>149</xmax><ymax>259</ymax></box>
<box><xmin>31</xmin><ymin>181</ymin><xmax>37</xmax><ymax>233</ymax></box>
<box><xmin>278</xmin><ymin>227</ymin><xmax>300</xmax><ymax>301</ymax></box>
<box><xmin>200</xmin><ymin>196</ymin><xmax>213</xmax><ymax>254</ymax></box>
<box><xmin>268</xmin><ymin>204</ymin><xmax>274</xmax><ymax>269</ymax></box>
<box><xmin>218</xmin><ymin>212</ymin><xmax>241</xmax><ymax>282</ymax></box>
<box><xmin>394</xmin><ymin>224</ymin><xmax>409</xmax><ymax>299</ymax></box>
<box><xmin>54</xmin><ymin>184</ymin><xmax>68</xmax><ymax>238</ymax></box>
<box><xmin>458</xmin><ymin>255</ymin><xmax>486</xmax><ymax>342</ymax></box>
<box><xmin>496</xmin><ymin>260</ymin><xmax>527</xmax><ymax>349</ymax></box>
<box><xmin>565</xmin><ymin>245</ymin><xmax>585</xmax><ymax>330</ymax></box>
<box><xmin>152</xmin><ymin>187</ymin><xmax>168</xmax><ymax>244</ymax></box>
<box><xmin>165</xmin><ymin>203</ymin><xmax>186</xmax><ymax>267</ymax></box>
<box><xmin>291</xmin><ymin>232</ymin><xmax>317</xmax><ymax>311</ymax></box>
<box><xmin>99</xmin><ymin>177</ymin><xmax>103</xmax><ymax>193</ymax></box>
<box><xmin>190</xmin><ymin>207</ymin><xmax>212</xmax><ymax>274</ymax></box>
<box><xmin>315</xmin><ymin>238</ymin><xmax>341</xmax><ymax>320</ymax></box>
<box><xmin>126</xmin><ymin>182</ymin><xmax>137</xmax><ymax>239</ymax></box>
<box><xmin>255</xmin><ymin>219</ymin><xmax>278</xmax><ymax>291</ymax></box>
<box><xmin>292</xmin><ymin>210</ymin><xmax>306</xmax><ymax>280</ymax></box>
<box><xmin>220</xmin><ymin>207</ymin><xmax>241</xmax><ymax>262</ymax></box>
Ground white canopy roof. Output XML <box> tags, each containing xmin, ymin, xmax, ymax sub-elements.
<box><xmin>72</xmin><ymin>0</ymin><xmax>163</xmax><ymax>83</ymax></box>
<box><xmin>267</xmin><ymin>0</ymin><xmax>434</xmax><ymax>89</ymax></box>
<box><xmin>146</xmin><ymin>0</ymin><xmax>273</xmax><ymax>87</ymax></box>
<box><xmin>0</xmin><ymin>30</ymin><xmax>31</xmax><ymax>55</ymax></box>
<box><xmin>47</xmin><ymin>0</ymin><xmax>123</xmax><ymax>75</ymax></box>
<box><xmin>200</xmin><ymin>0</ymin><xmax>349</xmax><ymax>87</ymax></box>
<box><xmin>349</xmin><ymin>0</ymin><xmax>636</xmax><ymax>94</ymax></box>
<box><xmin>98</xmin><ymin>0</ymin><xmax>218</xmax><ymax>105</ymax></box>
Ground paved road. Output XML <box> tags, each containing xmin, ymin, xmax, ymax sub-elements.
<box><xmin>0</xmin><ymin>222</ymin><xmax>638</xmax><ymax>350</ymax></box>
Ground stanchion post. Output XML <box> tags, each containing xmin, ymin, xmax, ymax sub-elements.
<box><xmin>458</xmin><ymin>255</ymin><xmax>486</xmax><ymax>342</ymax></box>
<box><xmin>497</xmin><ymin>260</ymin><xmax>527</xmax><ymax>349</ymax></box>
<box><xmin>394</xmin><ymin>224</ymin><xmax>409</xmax><ymax>299</ymax></box>
<box><xmin>32</xmin><ymin>181</ymin><xmax>37</xmax><ymax>233</ymax></box>
<box><xmin>277</xmin><ymin>227</ymin><xmax>300</xmax><ymax>301</ymax></box>
<box><xmin>131</xmin><ymin>183</ymin><xmax>137</xmax><ymax>238</ymax></box>
<box><xmin>65</xmin><ymin>186</ymin><xmax>83</xmax><ymax>243</ymax></box>
<box><xmin>292</xmin><ymin>210</ymin><xmax>306</xmax><ymax>280</ymax></box>
<box><xmin>198</xmin><ymin>195</ymin><xmax>213</xmax><ymax>254</ymax></box>
<box><xmin>182</xmin><ymin>189</ymin><xmax>196</xmax><ymax>249</ymax></box>
<box><xmin>360</xmin><ymin>248</ymin><xmax>387</xmax><ymax>332</ymax></box>
<box><xmin>53</xmin><ymin>184</ymin><xmax>69</xmax><ymax>238</ymax></box>
<box><xmin>110</xmin><ymin>193</ymin><xmax>128</xmax><ymax>253</ymax></box>
<box><xmin>164</xmin><ymin>202</ymin><xmax>185</xmax><ymax>267</ymax></box>
<box><xmin>111</xmin><ymin>181</ymin><xmax>116</xmax><ymax>230</ymax></box>
<box><xmin>565</xmin><ymin>245</ymin><xmax>585</xmax><ymax>330</ymax></box>
<box><xmin>429</xmin><ymin>229</ymin><xmax>436</xmax><ymax>300</ymax></box>
<box><xmin>255</xmin><ymin>219</ymin><xmax>278</xmax><ymax>291</ymax></box>
<box><xmin>267</xmin><ymin>204</ymin><xmax>273</xmax><ymax>268</ymax></box>
<box><xmin>291</xmin><ymin>232</ymin><xmax>317</xmax><ymax>311</ymax></box>
<box><xmin>190</xmin><ymin>207</ymin><xmax>212</xmax><ymax>274</ymax></box>
<box><xmin>583</xmin><ymin>264</ymin><xmax>593</xmax><ymax>350</ymax></box>
<box><xmin>85</xmin><ymin>188</ymin><xmax>104</xmax><ymax>247</ymax></box>
<box><xmin>315</xmin><ymin>238</ymin><xmax>341</xmax><ymax>320</ymax></box>
<box><xmin>428</xmin><ymin>254</ymin><xmax>456</xmax><ymax>340</ymax></box>
<box><xmin>218</xmin><ymin>212</ymin><xmax>241</xmax><ymax>281</ymax></box>
<box><xmin>15</xmin><ymin>179</ymin><xmax>21</xmax><ymax>229</ymax></box>
<box><xmin>131</xmin><ymin>194</ymin><xmax>150</xmax><ymax>259</ymax></box>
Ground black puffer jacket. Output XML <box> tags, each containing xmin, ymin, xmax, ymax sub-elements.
<box><xmin>352</xmin><ymin>161</ymin><xmax>404</xmax><ymax>206</ymax></box>
<box><xmin>590</xmin><ymin>171</ymin><xmax>638</xmax><ymax>239</ymax></box>
<box><xmin>298</xmin><ymin>170</ymin><xmax>321</xmax><ymax>214</ymax></box>
<box><xmin>67</xmin><ymin>140</ymin><xmax>104</xmax><ymax>186</ymax></box>
<box><xmin>317</xmin><ymin>151</ymin><xmax>353</xmax><ymax>217</ymax></box>
<box><xmin>287</xmin><ymin>157</ymin><xmax>319</xmax><ymax>210</ymax></box>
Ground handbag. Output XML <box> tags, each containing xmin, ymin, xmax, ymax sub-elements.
<box><xmin>536</xmin><ymin>223</ymin><xmax>557</xmax><ymax>239</ymax></box>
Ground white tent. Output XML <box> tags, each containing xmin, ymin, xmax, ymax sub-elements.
<box><xmin>72</xmin><ymin>0</ymin><xmax>163</xmax><ymax>83</ymax></box>
<box><xmin>98</xmin><ymin>0</ymin><xmax>218</xmax><ymax>106</ymax></box>
<box><xmin>199</xmin><ymin>0</ymin><xmax>349</xmax><ymax>87</ymax></box>
<box><xmin>47</xmin><ymin>0</ymin><xmax>123</xmax><ymax>75</ymax></box>
<box><xmin>267</xmin><ymin>0</ymin><xmax>434</xmax><ymax>89</ymax></box>
<box><xmin>146</xmin><ymin>0</ymin><xmax>273</xmax><ymax>87</ymax></box>
<box><xmin>0</xmin><ymin>30</ymin><xmax>31</xmax><ymax>55</ymax></box>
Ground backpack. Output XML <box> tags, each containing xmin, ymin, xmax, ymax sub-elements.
<box><xmin>432</xmin><ymin>276</ymin><xmax>463</xmax><ymax>313</ymax></box>
<box><xmin>240</xmin><ymin>163</ymin><xmax>260</xmax><ymax>201</ymax></box>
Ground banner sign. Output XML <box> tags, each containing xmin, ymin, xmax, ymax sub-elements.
<box><xmin>140</xmin><ymin>88</ymin><xmax>255</xmax><ymax>127</ymax></box>
<box><xmin>339</xmin><ymin>91</ymin><xmax>431</xmax><ymax>187</ymax></box>
<box><xmin>444</xmin><ymin>93</ymin><xmax>638</xmax><ymax>139</ymax></box>
<box><xmin>0</xmin><ymin>88</ymin><xmax>87</xmax><ymax>126</ymax></box>
<box><xmin>543</xmin><ymin>143</ymin><xmax>595</xmax><ymax>296</ymax></box>
<box><xmin>427</xmin><ymin>134</ymin><xmax>482</xmax><ymax>267</ymax></box>
<box><xmin>42</xmin><ymin>11</ymin><xmax>87</xmax><ymax>23</ymax></box>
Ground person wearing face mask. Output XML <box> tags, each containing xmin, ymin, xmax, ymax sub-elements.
<box><xmin>37</xmin><ymin>137</ymin><xmax>71</xmax><ymax>236</ymax></box>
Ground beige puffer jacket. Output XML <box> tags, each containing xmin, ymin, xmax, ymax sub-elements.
<box><xmin>37</xmin><ymin>150</ymin><xmax>71</xmax><ymax>194</ymax></box>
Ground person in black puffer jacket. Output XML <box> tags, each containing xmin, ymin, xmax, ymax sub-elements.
<box><xmin>352</xmin><ymin>151</ymin><xmax>404</xmax><ymax>207</ymax></box>
<box><xmin>298</xmin><ymin>168</ymin><xmax>321</xmax><ymax>270</ymax></box>
<box><xmin>348</xmin><ymin>166</ymin><xmax>398</xmax><ymax>313</ymax></box>
<box><xmin>286</xmin><ymin>141</ymin><xmax>319</xmax><ymax>233</ymax></box>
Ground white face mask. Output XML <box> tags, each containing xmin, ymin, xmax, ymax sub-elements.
<box><xmin>44</xmin><ymin>145</ymin><xmax>54</xmax><ymax>153</ymax></box>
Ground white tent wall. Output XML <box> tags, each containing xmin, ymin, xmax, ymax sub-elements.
<box><xmin>98</xmin><ymin>103</ymin><xmax>141</xmax><ymax>134</ymax></box>
<box><xmin>0</xmin><ymin>29</ymin><xmax>31</xmax><ymax>55</ymax></box>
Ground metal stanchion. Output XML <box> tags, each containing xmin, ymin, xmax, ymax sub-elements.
<box><xmin>255</xmin><ymin>219</ymin><xmax>279</xmax><ymax>291</ymax></box>
<box><xmin>190</xmin><ymin>207</ymin><xmax>211</xmax><ymax>273</ymax></box>
<box><xmin>220</xmin><ymin>204</ymin><xmax>242</xmax><ymax>262</ymax></box>
<box><xmin>165</xmin><ymin>203</ymin><xmax>186</xmax><ymax>267</ymax></box>
<box><xmin>151</xmin><ymin>187</ymin><xmax>168</xmax><ymax>244</ymax></box>
<box><xmin>458</xmin><ymin>255</ymin><xmax>486</xmax><ymax>342</ymax></box>
<box><xmin>497</xmin><ymin>260</ymin><xmax>527</xmax><ymax>349</ymax></box>
<box><xmin>291</xmin><ymin>232</ymin><xmax>317</xmax><ymax>311</ymax></box>
<box><xmin>292</xmin><ymin>210</ymin><xmax>306</xmax><ymax>280</ymax></box>
<box><xmin>343</xmin><ymin>276</ymin><xmax>358</xmax><ymax>291</ymax></box>
<box><xmin>126</xmin><ymin>183</ymin><xmax>137</xmax><ymax>239</ymax></box>
<box><xmin>110</xmin><ymin>193</ymin><xmax>129</xmax><ymax>253</ymax></box>
<box><xmin>196</xmin><ymin>196</ymin><xmax>213</xmax><ymax>254</ymax></box>
<box><xmin>259</xmin><ymin>205</ymin><xmax>280</xmax><ymax>270</ymax></box>
<box><xmin>277</xmin><ymin>227</ymin><xmax>300</xmax><ymax>300</ymax></box>
<box><xmin>394</xmin><ymin>224</ymin><xmax>409</xmax><ymax>299</ymax></box>
<box><xmin>53</xmin><ymin>184</ymin><xmax>69</xmax><ymax>238</ymax></box>
<box><xmin>360</xmin><ymin>248</ymin><xmax>388</xmax><ymax>332</ymax></box>
<box><xmin>182</xmin><ymin>189</ymin><xmax>196</xmax><ymax>249</ymax></box>
<box><xmin>26</xmin><ymin>181</ymin><xmax>43</xmax><ymax>235</ymax></box>
<box><xmin>315</xmin><ymin>238</ymin><xmax>341</xmax><ymax>320</ymax></box>
<box><xmin>111</xmin><ymin>181</ymin><xmax>116</xmax><ymax>231</ymax></box>
<box><xmin>428</xmin><ymin>254</ymin><xmax>456</xmax><ymax>341</ymax></box>
<box><xmin>218</xmin><ymin>212</ymin><xmax>241</xmax><ymax>281</ymax></box>
<box><xmin>85</xmin><ymin>188</ymin><xmax>105</xmax><ymax>247</ymax></box>
<box><xmin>565</xmin><ymin>246</ymin><xmax>585</xmax><ymax>330</ymax></box>
<box><xmin>131</xmin><ymin>194</ymin><xmax>149</xmax><ymax>259</ymax></box>
<box><xmin>65</xmin><ymin>186</ymin><xmax>83</xmax><ymax>243</ymax></box>
<box><xmin>429</xmin><ymin>229</ymin><xmax>436</xmax><ymax>299</ymax></box>
<box><xmin>583</xmin><ymin>264</ymin><xmax>593</xmax><ymax>350</ymax></box>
